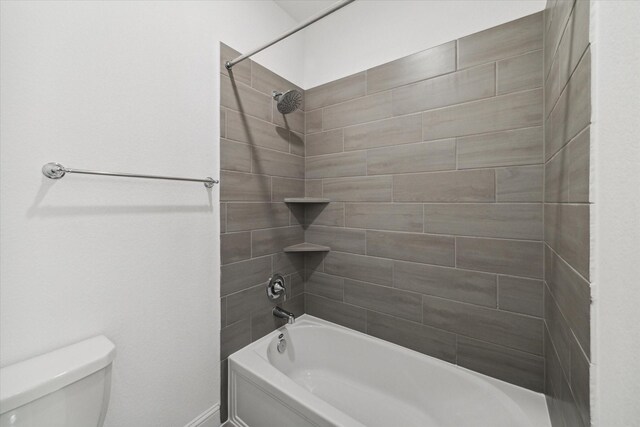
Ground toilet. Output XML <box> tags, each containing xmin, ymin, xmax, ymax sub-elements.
<box><xmin>0</xmin><ymin>336</ymin><xmax>116</xmax><ymax>427</ymax></box>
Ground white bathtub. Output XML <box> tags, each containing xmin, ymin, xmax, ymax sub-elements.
<box><xmin>227</xmin><ymin>315</ymin><xmax>550</xmax><ymax>427</ymax></box>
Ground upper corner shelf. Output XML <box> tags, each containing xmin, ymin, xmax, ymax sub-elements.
<box><xmin>284</xmin><ymin>198</ymin><xmax>331</xmax><ymax>204</ymax></box>
<box><xmin>283</xmin><ymin>243</ymin><xmax>331</xmax><ymax>253</ymax></box>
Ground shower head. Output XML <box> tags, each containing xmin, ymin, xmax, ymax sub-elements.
<box><xmin>273</xmin><ymin>90</ymin><xmax>302</xmax><ymax>114</ymax></box>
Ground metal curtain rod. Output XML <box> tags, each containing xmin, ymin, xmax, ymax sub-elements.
<box><xmin>225</xmin><ymin>0</ymin><xmax>356</xmax><ymax>69</ymax></box>
<box><xmin>42</xmin><ymin>162</ymin><xmax>219</xmax><ymax>188</ymax></box>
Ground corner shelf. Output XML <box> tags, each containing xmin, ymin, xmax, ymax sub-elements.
<box><xmin>284</xmin><ymin>197</ymin><xmax>331</xmax><ymax>204</ymax></box>
<box><xmin>283</xmin><ymin>243</ymin><xmax>331</xmax><ymax>253</ymax></box>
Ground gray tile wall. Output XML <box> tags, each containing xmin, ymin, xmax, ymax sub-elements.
<box><xmin>302</xmin><ymin>12</ymin><xmax>546</xmax><ymax>393</ymax></box>
<box><xmin>219</xmin><ymin>7</ymin><xmax>593</xmax><ymax>422</ymax></box>
<box><xmin>543</xmin><ymin>1</ymin><xmax>591</xmax><ymax>426</ymax></box>
<box><xmin>219</xmin><ymin>43</ymin><xmax>306</xmax><ymax>421</ymax></box>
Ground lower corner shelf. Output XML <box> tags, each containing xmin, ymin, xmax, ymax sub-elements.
<box><xmin>283</xmin><ymin>243</ymin><xmax>331</xmax><ymax>253</ymax></box>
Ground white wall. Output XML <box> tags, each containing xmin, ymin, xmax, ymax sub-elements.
<box><xmin>0</xmin><ymin>2</ymin><xmax>303</xmax><ymax>426</ymax></box>
<box><xmin>301</xmin><ymin>0</ymin><xmax>545</xmax><ymax>88</ymax></box>
<box><xmin>590</xmin><ymin>1</ymin><xmax>640</xmax><ymax>425</ymax></box>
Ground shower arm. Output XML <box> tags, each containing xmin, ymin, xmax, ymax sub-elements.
<box><xmin>225</xmin><ymin>0</ymin><xmax>356</xmax><ymax>70</ymax></box>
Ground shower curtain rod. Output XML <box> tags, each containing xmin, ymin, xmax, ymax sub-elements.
<box><xmin>225</xmin><ymin>0</ymin><xmax>356</xmax><ymax>70</ymax></box>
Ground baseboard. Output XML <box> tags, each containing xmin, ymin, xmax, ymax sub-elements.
<box><xmin>185</xmin><ymin>403</ymin><xmax>221</xmax><ymax>427</ymax></box>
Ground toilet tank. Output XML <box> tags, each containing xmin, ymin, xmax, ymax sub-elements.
<box><xmin>0</xmin><ymin>336</ymin><xmax>116</xmax><ymax>427</ymax></box>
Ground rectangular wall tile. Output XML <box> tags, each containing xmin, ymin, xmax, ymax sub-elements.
<box><xmin>545</xmin><ymin>285</ymin><xmax>573</xmax><ymax>378</ymax></box>
<box><xmin>221</xmin><ymin>139</ymin><xmax>252</xmax><ymax>172</ymax></box>
<box><xmin>221</xmin><ymin>74</ymin><xmax>272</xmax><ymax>122</ymax></box>
<box><xmin>545</xmin><ymin>49</ymin><xmax>591</xmax><ymax>160</ymax></box>
<box><xmin>220</xmin><ymin>171</ymin><xmax>271</xmax><ymax>202</ymax></box>
<box><xmin>252</xmin><ymin>147</ymin><xmax>304</xmax><ymax>178</ymax></box>
<box><xmin>305</xmin><ymin>294</ymin><xmax>366</xmax><ymax>332</ymax></box>
<box><xmin>424</xmin><ymin>203</ymin><xmax>543</xmax><ymax>240</ymax></box>
<box><xmin>272</xmin><ymin>177</ymin><xmax>304</xmax><ymax>201</ymax></box>
<box><xmin>226</xmin><ymin>109</ymin><xmax>290</xmax><ymax>152</ymax></box>
<box><xmin>456</xmin><ymin>237</ymin><xmax>543</xmax><ymax>278</ymax></box>
<box><xmin>496</xmin><ymin>165</ymin><xmax>543</xmax><ymax>202</ymax></box>
<box><xmin>366</xmin><ymin>311</ymin><xmax>457</xmax><ymax>363</ymax></box>
<box><xmin>457</xmin><ymin>127</ymin><xmax>543</xmax><ymax>169</ymax></box>
<box><xmin>304</xmin><ymin>271</ymin><xmax>344</xmax><ymax>301</ymax></box>
<box><xmin>571</xmin><ymin>337</ymin><xmax>591</xmax><ymax>425</ymax></box>
<box><xmin>304</xmin><ymin>202</ymin><xmax>345</xmax><ymax>227</ymax></box>
<box><xmin>305</xmin><ymin>109</ymin><xmax>322</xmax><ymax>134</ymax></box>
<box><xmin>345</xmin><ymin>203</ymin><xmax>423</xmax><ymax>232</ymax></box>
<box><xmin>273</xmin><ymin>252</ymin><xmax>304</xmax><ymax>276</ymax></box>
<box><xmin>221</xmin><ymin>109</ymin><xmax>226</xmax><ymax>138</ymax></box>
<box><xmin>306</xmin><ymin>151</ymin><xmax>367</xmax><ymax>179</ymax></box>
<box><xmin>323</xmin><ymin>91</ymin><xmax>392</xmax><ymax>130</ymax></box>
<box><xmin>367</xmin><ymin>230</ymin><xmax>455</xmax><ymax>266</ymax></box>
<box><xmin>305</xmin><ymin>225</ymin><xmax>366</xmax><ymax>255</ymax></box>
<box><xmin>367</xmin><ymin>139</ymin><xmax>456</xmax><ymax>175</ymax></box>
<box><xmin>544</xmin><ymin>204</ymin><xmax>590</xmax><ymax>279</ymax></box>
<box><xmin>220</xmin><ymin>202</ymin><xmax>227</xmax><ymax>233</ymax></box>
<box><xmin>458</xmin><ymin>12</ymin><xmax>543</xmax><ymax>69</ymax></box>
<box><xmin>423</xmin><ymin>89</ymin><xmax>542</xmax><ymax>140</ymax></box>
<box><xmin>221</xmin><ymin>256</ymin><xmax>272</xmax><ymax>296</ymax></box>
<box><xmin>343</xmin><ymin>114</ymin><xmax>422</xmax><ymax>151</ymax></box>
<box><xmin>423</xmin><ymin>295</ymin><xmax>543</xmax><ymax>354</ymax></box>
<box><xmin>227</xmin><ymin>203</ymin><xmax>290</xmax><ymax>232</ymax></box>
<box><xmin>306</xmin><ymin>129</ymin><xmax>343</xmax><ymax>156</ymax></box>
<box><xmin>367</xmin><ymin>41</ymin><xmax>456</xmax><ymax>93</ymax></box>
<box><xmin>324</xmin><ymin>252</ymin><xmax>393</xmax><ymax>286</ymax></box>
<box><xmin>497</xmin><ymin>50</ymin><xmax>543</xmax><ymax>95</ymax></box>
<box><xmin>220</xmin><ymin>318</ymin><xmax>250</xmax><ymax>359</ymax></box>
<box><xmin>394</xmin><ymin>261</ymin><xmax>497</xmax><ymax>307</ymax></box>
<box><xmin>323</xmin><ymin>176</ymin><xmax>392</xmax><ymax>202</ymax></box>
<box><xmin>392</xmin><ymin>63</ymin><xmax>495</xmax><ymax>116</ymax></box>
<box><xmin>290</xmin><ymin>131</ymin><xmax>304</xmax><ymax>156</ymax></box>
<box><xmin>306</xmin><ymin>72</ymin><xmax>366</xmax><ymax>110</ymax></box>
<box><xmin>221</xmin><ymin>232</ymin><xmax>251</xmax><ymax>264</ymax></box>
<box><xmin>344</xmin><ymin>279</ymin><xmax>422</xmax><ymax>323</ymax></box>
<box><xmin>545</xmin><ymin>146</ymin><xmax>569</xmax><ymax>203</ymax></box>
<box><xmin>545</xmin><ymin>246</ymin><xmax>590</xmax><ymax>354</ymax></box>
<box><xmin>457</xmin><ymin>336</ymin><xmax>544</xmax><ymax>391</ymax></box>
<box><xmin>221</xmin><ymin>297</ymin><xmax>227</xmax><ymax>326</ymax></box>
<box><xmin>305</xmin><ymin>179</ymin><xmax>323</xmax><ymax>198</ymax></box>
<box><xmin>252</xmin><ymin>226</ymin><xmax>304</xmax><ymax>257</ymax></box>
<box><xmin>568</xmin><ymin>126</ymin><xmax>590</xmax><ymax>202</ymax></box>
<box><xmin>498</xmin><ymin>275</ymin><xmax>543</xmax><ymax>317</ymax></box>
<box><xmin>394</xmin><ymin>169</ymin><xmax>495</xmax><ymax>202</ymax></box>
<box><xmin>545</xmin><ymin>0</ymin><xmax>589</xmax><ymax>117</ymax></box>
<box><xmin>226</xmin><ymin>283</ymin><xmax>273</xmax><ymax>325</ymax></box>
<box><xmin>544</xmin><ymin>0</ymin><xmax>576</xmax><ymax>80</ymax></box>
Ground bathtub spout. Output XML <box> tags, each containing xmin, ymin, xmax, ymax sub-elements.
<box><xmin>273</xmin><ymin>306</ymin><xmax>295</xmax><ymax>324</ymax></box>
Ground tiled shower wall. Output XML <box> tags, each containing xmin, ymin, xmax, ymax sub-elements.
<box><xmin>542</xmin><ymin>1</ymin><xmax>591</xmax><ymax>426</ymax></box>
<box><xmin>218</xmin><ymin>43</ymin><xmax>306</xmax><ymax>419</ymax></box>
<box><xmin>302</xmin><ymin>13</ymin><xmax>546</xmax><ymax>392</ymax></box>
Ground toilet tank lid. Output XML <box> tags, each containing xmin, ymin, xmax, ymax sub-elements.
<box><xmin>0</xmin><ymin>335</ymin><xmax>116</xmax><ymax>414</ymax></box>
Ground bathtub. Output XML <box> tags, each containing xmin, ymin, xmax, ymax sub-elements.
<box><xmin>227</xmin><ymin>315</ymin><xmax>550</xmax><ymax>427</ymax></box>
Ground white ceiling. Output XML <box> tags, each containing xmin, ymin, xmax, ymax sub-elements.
<box><xmin>274</xmin><ymin>0</ymin><xmax>338</xmax><ymax>22</ymax></box>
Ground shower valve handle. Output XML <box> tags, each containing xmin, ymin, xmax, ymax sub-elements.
<box><xmin>267</xmin><ymin>274</ymin><xmax>286</xmax><ymax>301</ymax></box>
